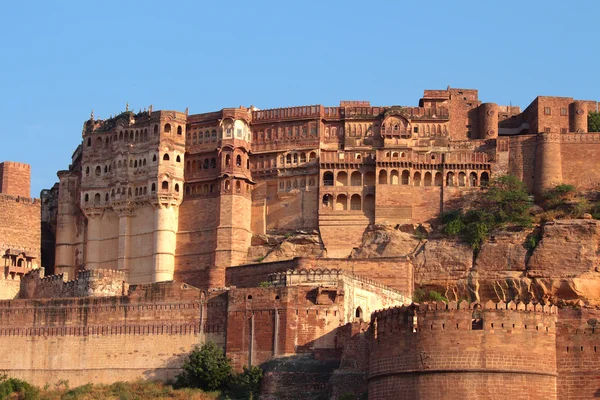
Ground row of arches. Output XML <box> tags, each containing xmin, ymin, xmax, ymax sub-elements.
<box><xmin>85</xmin><ymin>123</ymin><xmax>183</xmax><ymax>149</ymax></box>
<box><xmin>377</xmin><ymin>170</ymin><xmax>490</xmax><ymax>187</ymax></box>
<box><xmin>187</xmin><ymin>157</ymin><xmax>217</xmax><ymax>171</ymax></box>
<box><xmin>278</xmin><ymin>177</ymin><xmax>317</xmax><ymax>191</ymax></box>
<box><xmin>280</xmin><ymin>151</ymin><xmax>317</xmax><ymax>166</ymax></box>
<box><xmin>322</xmin><ymin>171</ymin><xmax>376</xmax><ymax>187</ymax></box>
<box><xmin>322</xmin><ymin>193</ymin><xmax>375</xmax><ymax>212</ymax></box>
<box><xmin>187</xmin><ymin>129</ymin><xmax>218</xmax><ymax>145</ymax></box>
<box><xmin>253</xmin><ymin>125</ymin><xmax>318</xmax><ymax>142</ymax></box>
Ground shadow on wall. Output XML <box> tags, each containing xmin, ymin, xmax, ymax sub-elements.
<box><xmin>142</xmin><ymin>352</ymin><xmax>189</xmax><ymax>383</ymax></box>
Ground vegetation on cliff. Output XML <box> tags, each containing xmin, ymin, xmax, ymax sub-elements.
<box><xmin>443</xmin><ymin>175</ymin><xmax>533</xmax><ymax>250</ymax></box>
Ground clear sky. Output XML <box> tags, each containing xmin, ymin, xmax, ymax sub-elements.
<box><xmin>1</xmin><ymin>0</ymin><xmax>599</xmax><ymax>196</ymax></box>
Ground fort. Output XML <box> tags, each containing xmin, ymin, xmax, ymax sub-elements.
<box><xmin>0</xmin><ymin>87</ymin><xmax>600</xmax><ymax>399</ymax></box>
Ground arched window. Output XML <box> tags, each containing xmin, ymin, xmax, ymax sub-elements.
<box><xmin>203</xmin><ymin>159</ymin><xmax>209</xmax><ymax>169</ymax></box>
<box><xmin>350</xmin><ymin>194</ymin><xmax>361</xmax><ymax>210</ymax></box>
<box><xmin>95</xmin><ymin>166</ymin><xmax>101</xmax><ymax>176</ymax></box>
<box><xmin>293</xmin><ymin>153</ymin><xmax>298</xmax><ymax>163</ymax></box>
<box><xmin>86</xmin><ymin>166</ymin><xmax>90</xmax><ymax>176</ymax></box>
<box><xmin>175</xmin><ymin>183</ymin><xmax>180</xmax><ymax>192</ymax></box>
<box><xmin>224</xmin><ymin>180</ymin><xmax>231</xmax><ymax>192</ymax></box>
<box><xmin>424</xmin><ymin>172</ymin><xmax>432</xmax><ymax>187</ymax></box>
<box><xmin>355</xmin><ymin>307</ymin><xmax>363</xmax><ymax>319</ymax></box>
<box><xmin>143</xmin><ymin>159</ymin><xmax>146</xmax><ymax>166</ymax></box>
<box><xmin>225</xmin><ymin>154</ymin><xmax>231</xmax><ymax>166</ymax></box>
<box><xmin>151</xmin><ymin>183</ymin><xmax>156</xmax><ymax>193</ymax></box>
<box><xmin>235</xmin><ymin>181</ymin><xmax>241</xmax><ymax>193</ymax></box>
<box><xmin>309</xmin><ymin>152</ymin><xmax>317</xmax><ymax>161</ymax></box>
<box><xmin>458</xmin><ymin>172</ymin><xmax>466</xmax><ymax>187</ymax></box>
<box><xmin>300</xmin><ymin>153</ymin><xmax>306</xmax><ymax>163</ymax></box>
<box><xmin>177</xmin><ymin>126</ymin><xmax>182</xmax><ymax>135</ymax></box>
<box><xmin>401</xmin><ymin>170</ymin><xmax>410</xmax><ymax>185</ymax></box>
<box><xmin>134</xmin><ymin>160</ymin><xmax>138</xmax><ymax>168</ymax></box>
<box><xmin>94</xmin><ymin>193</ymin><xmax>101</xmax><ymax>204</ymax></box>
<box><xmin>413</xmin><ymin>172</ymin><xmax>421</xmax><ymax>186</ymax></box>
<box><xmin>154</xmin><ymin>125</ymin><xmax>158</xmax><ymax>135</ymax></box>
<box><xmin>480</xmin><ymin>172</ymin><xmax>490</xmax><ymax>186</ymax></box>
<box><xmin>434</xmin><ymin>172</ymin><xmax>443</xmax><ymax>187</ymax></box>
<box><xmin>336</xmin><ymin>171</ymin><xmax>348</xmax><ymax>186</ymax></box>
<box><xmin>143</xmin><ymin>186</ymin><xmax>147</xmax><ymax>195</ymax></box>
<box><xmin>378</xmin><ymin>170</ymin><xmax>387</xmax><ymax>184</ymax></box>
<box><xmin>350</xmin><ymin>171</ymin><xmax>362</xmax><ymax>186</ymax></box>
<box><xmin>119</xmin><ymin>132</ymin><xmax>124</xmax><ymax>141</ymax></box>
<box><xmin>84</xmin><ymin>194</ymin><xmax>89</xmax><ymax>202</ymax></box>
<box><xmin>185</xmin><ymin>186</ymin><xmax>190</xmax><ymax>195</ymax></box>
<box><xmin>164</xmin><ymin>123</ymin><xmax>171</xmax><ymax>133</ymax></box>
<box><xmin>152</xmin><ymin>154</ymin><xmax>157</xmax><ymax>162</ymax></box>
<box><xmin>322</xmin><ymin>194</ymin><xmax>333</xmax><ymax>209</ymax></box>
<box><xmin>470</xmin><ymin>172</ymin><xmax>478</xmax><ymax>187</ymax></box>
<box><xmin>236</xmin><ymin>155</ymin><xmax>242</xmax><ymax>166</ymax></box>
<box><xmin>129</xmin><ymin>160</ymin><xmax>133</xmax><ymax>168</ymax></box>
<box><xmin>446</xmin><ymin>172</ymin><xmax>455</xmax><ymax>187</ymax></box>
<box><xmin>210</xmin><ymin>158</ymin><xmax>216</xmax><ymax>168</ymax></box>
<box><xmin>95</xmin><ymin>137</ymin><xmax>102</xmax><ymax>148</ymax></box>
<box><xmin>163</xmin><ymin>153</ymin><xmax>170</xmax><ymax>161</ymax></box>
<box><xmin>162</xmin><ymin>181</ymin><xmax>168</xmax><ymax>190</ymax></box>
<box><xmin>364</xmin><ymin>171</ymin><xmax>375</xmax><ymax>186</ymax></box>
<box><xmin>335</xmin><ymin>194</ymin><xmax>347</xmax><ymax>211</ymax></box>
<box><xmin>286</xmin><ymin>154</ymin><xmax>292</xmax><ymax>164</ymax></box>
<box><xmin>323</xmin><ymin>172</ymin><xmax>334</xmax><ymax>186</ymax></box>
<box><xmin>176</xmin><ymin>155</ymin><xmax>181</xmax><ymax>163</ymax></box>
<box><xmin>390</xmin><ymin>170</ymin><xmax>399</xmax><ymax>185</ymax></box>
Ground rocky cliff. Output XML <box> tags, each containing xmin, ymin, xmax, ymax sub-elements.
<box><xmin>249</xmin><ymin>219</ymin><xmax>600</xmax><ymax>306</ymax></box>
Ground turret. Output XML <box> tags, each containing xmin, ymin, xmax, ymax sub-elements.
<box><xmin>479</xmin><ymin>102</ymin><xmax>498</xmax><ymax>139</ymax></box>
<box><xmin>570</xmin><ymin>101</ymin><xmax>588</xmax><ymax>133</ymax></box>
<box><xmin>535</xmin><ymin>132</ymin><xmax>563</xmax><ymax>199</ymax></box>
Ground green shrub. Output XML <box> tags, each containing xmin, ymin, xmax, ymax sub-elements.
<box><xmin>226</xmin><ymin>365</ymin><xmax>263</xmax><ymax>399</ymax></box>
<box><xmin>176</xmin><ymin>342</ymin><xmax>233</xmax><ymax>392</ymax></box>
<box><xmin>0</xmin><ymin>375</ymin><xmax>39</xmax><ymax>400</ymax></box>
<box><xmin>413</xmin><ymin>288</ymin><xmax>447</xmax><ymax>303</ymax></box>
<box><xmin>543</xmin><ymin>184</ymin><xmax>576</xmax><ymax>210</ymax></box>
<box><xmin>589</xmin><ymin>111</ymin><xmax>600</xmax><ymax>132</ymax></box>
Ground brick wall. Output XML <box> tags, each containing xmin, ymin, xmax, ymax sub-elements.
<box><xmin>0</xmin><ymin>161</ymin><xmax>31</xmax><ymax>198</ymax></box>
<box><xmin>0</xmin><ymin>281</ymin><xmax>206</xmax><ymax>386</ymax></box>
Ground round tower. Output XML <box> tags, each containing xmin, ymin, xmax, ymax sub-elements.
<box><xmin>570</xmin><ymin>101</ymin><xmax>588</xmax><ymax>133</ymax></box>
<box><xmin>368</xmin><ymin>301</ymin><xmax>558</xmax><ymax>400</ymax></box>
<box><xmin>535</xmin><ymin>132</ymin><xmax>563</xmax><ymax>198</ymax></box>
<box><xmin>479</xmin><ymin>103</ymin><xmax>498</xmax><ymax>139</ymax></box>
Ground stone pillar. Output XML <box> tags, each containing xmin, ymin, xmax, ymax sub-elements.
<box><xmin>85</xmin><ymin>211</ymin><xmax>102</xmax><ymax>270</ymax></box>
<box><xmin>570</xmin><ymin>101</ymin><xmax>588</xmax><ymax>133</ymax></box>
<box><xmin>535</xmin><ymin>132</ymin><xmax>563</xmax><ymax>199</ymax></box>
<box><xmin>152</xmin><ymin>204</ymin><xmax>178</xmax><ymax>282</ymax></box>
<box><xmin>116</xmin><ymin>208</ymin><xmax>134</xmax><ymax>279</ymax></box>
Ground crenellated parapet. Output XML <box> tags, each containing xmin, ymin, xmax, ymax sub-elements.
<box><xmin>368</xmin><ymin>299</ymin><xmax>559</xmax><ymax>399</ymax></box>
<box><xmin>19</xmin><ymin>268</ymin><xmax>128</xmax><ymax>299</ymax></box>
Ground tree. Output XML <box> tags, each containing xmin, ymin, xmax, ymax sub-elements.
<box><xmin>589</xmin><ymin>112</ymin><xmax>600</xmax><ymax>132</ymax></box>
<box><xmin>176</xmin><ymin>342</ymin><xmax>233</xmax><ymax>391</ymax></box>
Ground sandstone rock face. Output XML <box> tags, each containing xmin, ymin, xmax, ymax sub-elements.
<box><xmin>247</xmin><ymin>231</ymin><xmax>325</xmax><ymax>262</ymax></box>
<box><xmin>349</xmin><ymin>224</ymin><xmax>419</xmax><ymax>258</ymax></box>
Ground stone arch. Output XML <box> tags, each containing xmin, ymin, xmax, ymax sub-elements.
<box><xmin>176</xmin><ymin>155</ymin><xmax>181</xmax><ymax>163</ymax></box>
<box><xmin>235</xmin><ymin>181</ymin><xmax>241</xmax><ymax>193</ymax></box>
<box><xmin>94</xmin><ymin>193</ymin><xmax>101</xmax><ymax>204</ymax></box>
<box><xmin>162</xmin><ymin>181</ymin><xmax>169</xmax><ymax>190</ymax></box>
<box><xmin>322</xmin><ymin>194</ymin><xmax>333</xmax><ymax>209</ymax></box>
<box><xmin>177</xmin><ymin>126</ymin><xmax>182</xmax><ymax>135</ymax></box>
<box><xmin>364</xmin><ymin>171</ymin><xmax>375</xmax><ymax>186</ymax></box>
<box><xmin>458</xmin><ymin>172</ymin><xmax>466</xmax><ymax>187</ymax></box>
<box><xmin>401</xmin><ymin>170</ymin><xmax>410</xmax><ymax>185</ymax></box>
<box><xmin>335</xmin><ymin>194</ymin><xmax>347</xmax><ymax>210</ymax></box>
<box><xmin>309</xmin><ymin>151</ymin><xmax>317</xmax><ymax>161</ymax></box>
<box><xmin>236</xmin><ymin>155</ymin><xmax>242</xmax><ymax>166</ymax></box>
<box><xmin>390</xmin><ymin>170</ymin><xmax>399</xmax><ymax>185</ymax></box>
<box><xmin>446</xmin><ymin>172</ymin><xmax>455</xmax><ymax>187</ymax></box>
<box><xmin>163</xmin><ymin>153</ymin><xmax>170</xmax><ymax>161</ymax></box>
<box><xmin>336</xmin><ymin>171</ymin><xmax>348</xmax><ymax>186</ymax></box>
<box><xmin>350</xmin><ymin>194</ymin><xmax>361</xmax><ymax>210</ymax></box>
<box><xmin>378</xmin><ymin>170</ymin><xmax>388</xmax><ymax>184</ymax></box>
<box><xmin>434</xmin><ymin>172</ymin><xmax>443</xmax><ymax>186</ymax></box>
<box><xmin>323</xmin><ymin>171</ymin><xmax>334</xmax><ymax>186</ymax></box>
<box><xmin>413</xmin><ymin>171</ymin><xmax>421</xmax><ymax>186</ymax></box>
<box><xmin>480</xmin><ymin>172</ymin><xmax>490</xmax><ymax>186</ymax></box>
<box><xmin>164</xmin><ymin>123</ymin><xmax>171</xmax><ymax>133</ymax></box>
<box><xmin>300</xmin><ymin>153</ymin><xmax>306</xmax><ymax>163</ymax></box>
<box><xmin>355</xmin><ymin>307</ymin><xmax>363</xmax><ymax>319</ymax></box>
<box><xmin>423</xmin><ymin>172</ymin><xmax>432</xmax><ymax>186</ymax></box>
<box><xmin>470</xmin><ymin>172</ymin><xmax>478</xmax><ymax>187</ymax></box>
<box><xmin>175</xmin><ymin>183</ymin><xmax>180</xmax><ymax>192</ymax></box>
<box><xmin>350</xmin><ymin>171</ymin><xmax>362</xmax><ymax>186</ymax></box>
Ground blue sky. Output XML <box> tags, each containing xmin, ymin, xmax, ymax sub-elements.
<box><xmin>1</xmin><ymin>0</ymin><xmax>599</xmax><ymax>196</ymax></box>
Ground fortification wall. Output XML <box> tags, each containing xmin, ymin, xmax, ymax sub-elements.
<box><xmin>560</xmin><ymin>133</ymin><xmax>600</xmax><ymax>191</ymax></box>
<box><xmin>0</xmin><ymin>281</ymin><xmax>212</xmax><ymax>386</ymax></box>
<box><xmin>368</xmin><ymin>301</ymin><xmax>558</xmax><ymax>400</ymax></box>
<box><xmin>175</xmin><ymin>197</ymin><xmax>219</xmax><ymax>288</ymax></box>
<box><xmin>556</xmin><ymin>307</ymin><xmax>600</xmax><ymax>400</ymax></box>
<box><xmin>19</xmin><ymin>268</ymin><xmax>127</xmax><ymax>299</ymax></box>
<box><xmin>0</xmin><ymin>162</ymin><xmax>30</xmax><ymax>198</ymax></box>
<box><xmin>0</xmin><ymin>279</ymin><xmax>20</xmax><ymax>299</ymax></box>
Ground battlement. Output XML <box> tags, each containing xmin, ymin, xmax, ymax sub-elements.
<box><xmin>0</xmin><ymin>194</ymin><xmax>40</xmax><ymax>205</ymax></box>
<box><xmin>371</xmin><ymin>300</ymin><xmax>558</xmax><ymax>336</ymax></box>
<box><xmin>20</xmin><ymin>268</ymin><xmax>128</xmax><ymax>299</ymax></box>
